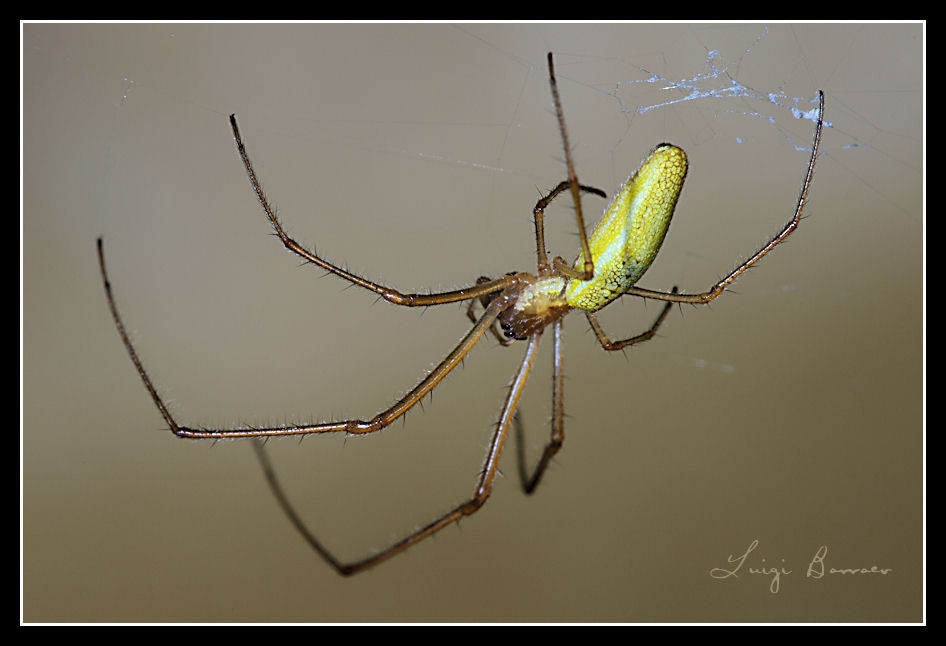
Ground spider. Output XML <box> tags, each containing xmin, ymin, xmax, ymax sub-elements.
<box><xmin>97</xmin><ymin>53</ymin><xmax>824</xmax><ymax>576</ymax></box>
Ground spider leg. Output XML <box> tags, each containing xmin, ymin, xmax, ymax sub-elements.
<box><xmin>515</xmin><ymin>296</ymin><xmax>675</xmax><ymax>492</ymax></box>
<box><xmin>467</xmin><ymin>276</ymin><xmax>515</xmax><ymax>346</ymax></box>
<box><xmin>97</xmin><ymin>237</ymin><xmax>507</xmax><ymax>439</ymax></box>
<box><xmin>586</xmin><ymin>289</ymin><xmax>677</xmax><ymax>351</ymax></box>
<box><xmin>546</xmin><ymin>53</ymin><xmax>595</xmax><ymax>282</ymax></box>
<box><xmin>621</xmin><ymin>91</ymin><xmax>825</xmax><ymax>306</ymax></box>
<box><xmin>532</xmin><ymin>181</ymin><xmax>606</xmax><ymax>276</ymax></box>
<box><xmin>254</xmin><ymin>330</ymin><xmax>543</xmax><ymax>576</ymax></box>
<box><xmin>229</xmin><ymin>114</ymin><xmax>513</xmax><ymax>307</ymax></box>
<box><xmin>251</xmin><ymin>439</ymin><xmax>349</xmax><ymax>573</ymax></box>
<box><xmin>516</xmin><ymin>318</ymin><xmax>565</xmax><ymax>494</ymax></box>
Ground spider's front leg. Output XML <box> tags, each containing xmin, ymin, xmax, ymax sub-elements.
<box><xmin>229</xmin><ymin>114</ymin><xmax>514</xmax><ymax>309</ymax></box>
<box><xmin>97</xmin><ymin>237</ymin><xmax>510</xmax><ymax>440</ymax></box>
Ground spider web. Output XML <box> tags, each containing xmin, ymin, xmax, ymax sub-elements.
<box><xmin>608</xmin><ymin>26</ymin><xmax>828</xmax><ymax>150</ymax></box>
<box><xmin>424</xmin><ymin>24</ymin><xmax>913</xmax><ymax>230</ymax></box>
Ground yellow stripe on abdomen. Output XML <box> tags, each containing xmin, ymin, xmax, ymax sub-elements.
<box><xmin>565</xmin><ymin>144</ymin><xmax>687</xmax><ymax>312</ymax></box>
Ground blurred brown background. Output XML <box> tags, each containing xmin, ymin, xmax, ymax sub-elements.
<box><xmin>23</xmin><ymin>23</ymin><xmax>922</xmax><ymax>622</ymax></box>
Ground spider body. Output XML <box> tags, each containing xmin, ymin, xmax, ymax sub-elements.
<box><xmin>493</xmin><ymin>143</ymin><xmax>688</xmax><ymax>341</ymax></box>
<box><xmin>565</xmin><ymin>144</ymin><xmax>687</xmax><ymax>312</ymax></box>
<box><xmin>490</xmin><ymin>273</ymin><xmax>568</xmax><ymax>341</ymax></box>
<box><xmin>97</xmin><ymin>53</ymin><xmax>823</xmax><ymax>575</ymax></box>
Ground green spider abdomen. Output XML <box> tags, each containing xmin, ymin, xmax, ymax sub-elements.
<box><xmin>565</xmin><ymin>144</ymin><xmax>687</xmax><ymax>312</ymax></box>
